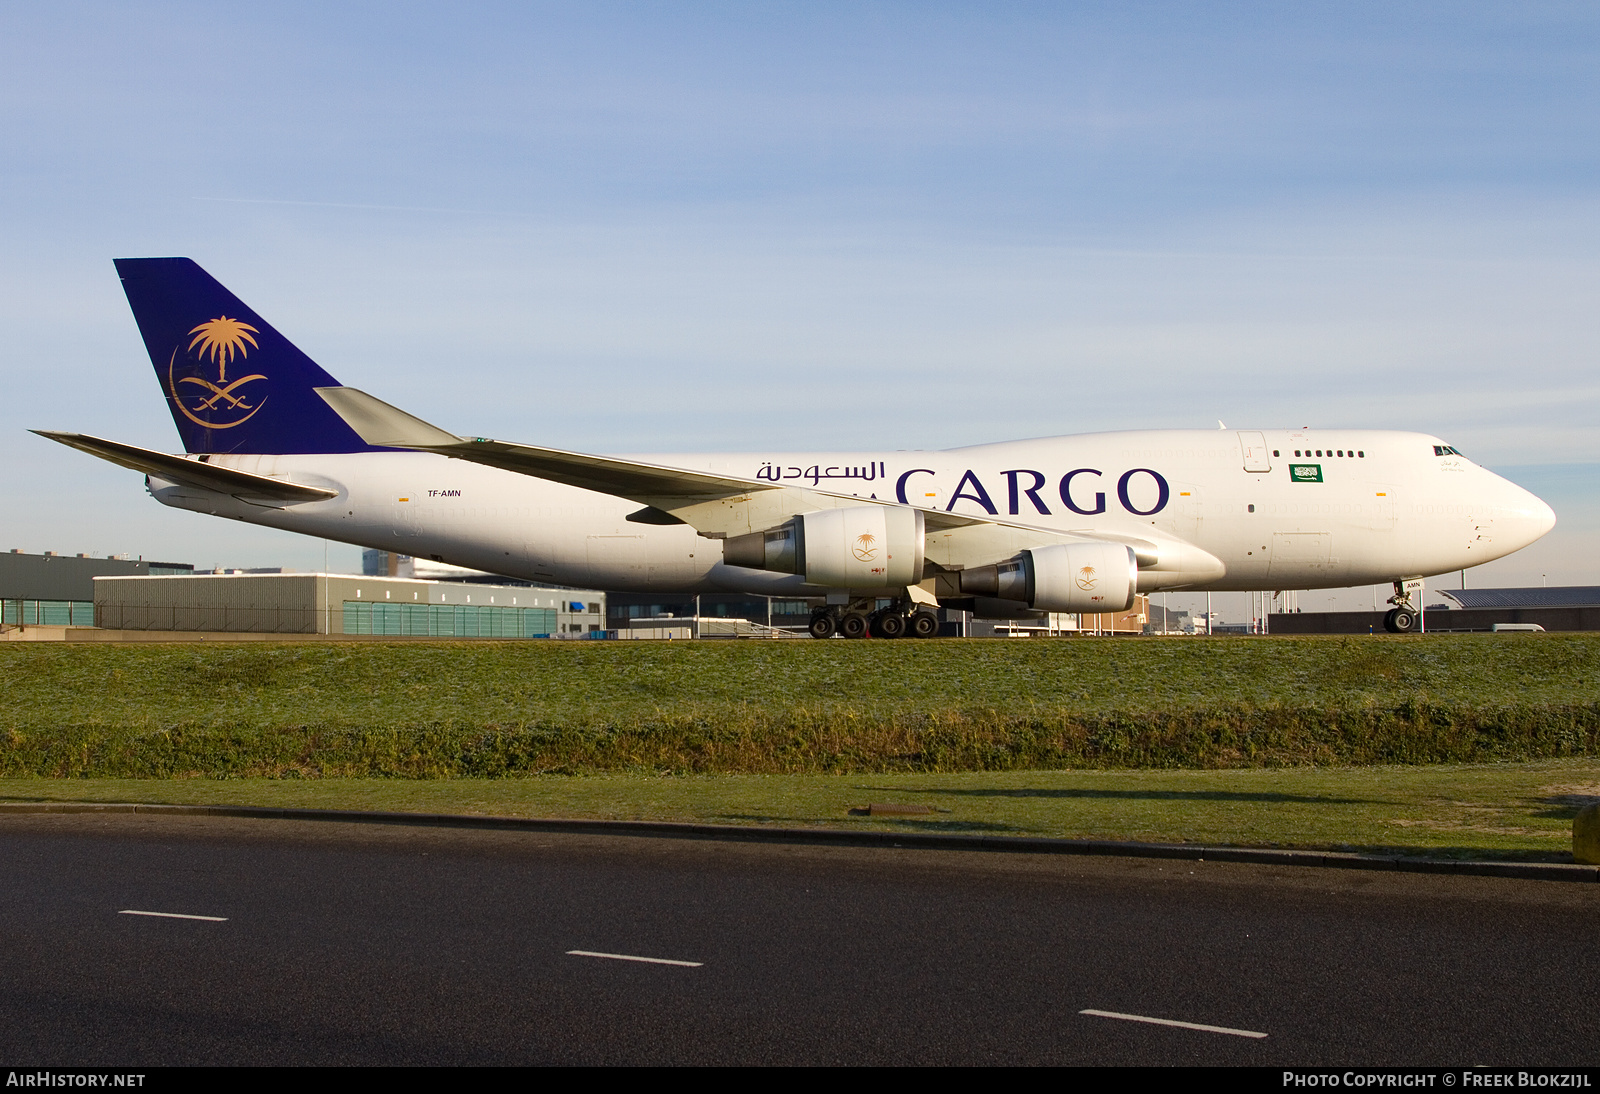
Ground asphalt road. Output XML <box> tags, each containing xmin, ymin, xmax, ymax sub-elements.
<box><xmin>0</xmin><ymin>814</ymin><xmax>1595</xmax><ymax>1066</ymax></box>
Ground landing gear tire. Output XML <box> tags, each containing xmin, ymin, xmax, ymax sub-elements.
<box><xmin>808</xmin><ymin>611</ymin><xmax>836</xmax><ymax>639</ymax></box>
<box><xmin>1383</xmin><ymin>608</ymin><xmax>1416</xmax><ymax>633</ymax></box>
<box><xmin>877</xmin><ymin>612</ymin><xmax>908</xmax><ymax>639</ymax></box>
<box><xmin>838</xmin><ymin>613</ymin><xmax>869</xmax><ymax>640</ymax></box>
<box><xmin>909</xmin><ymin>610</ymin><xmax>940</xmax><ymax>639</ymax></box>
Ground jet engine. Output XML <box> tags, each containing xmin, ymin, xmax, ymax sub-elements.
<box><xmin>958</xmin><ymin>541</ymin><xmax>1137</xmax><ymax>613</ymax></box>
<box><xmin>724</xmin><ymin>506</ymin><xmax>925</xmax><ymax>589</ymax></box>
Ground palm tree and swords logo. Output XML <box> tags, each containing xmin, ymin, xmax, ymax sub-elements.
<box><xmin>167</xmin><ymin>316</ymin><xmax>267</xmax><ymax>429</ymax></box>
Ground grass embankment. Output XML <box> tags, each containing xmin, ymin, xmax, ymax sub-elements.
<box><xmin>1</xmin><ymin>763</ymin><xmax>1594</xmax><ymax>861</ymax></box>
<box><xmin>1</xmin><ymin>635</ymin><xmax>1598</xmax><ymax>776</ymax></box>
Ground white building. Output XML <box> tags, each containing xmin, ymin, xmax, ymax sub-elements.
<box><xmin>93</xmin><ymin>572</ymin><xmax>605</xmax><ymax>638</ymax></box>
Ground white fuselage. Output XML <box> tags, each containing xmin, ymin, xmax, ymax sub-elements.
<box><xmin>147</xmin><ymin>429</ymin><xmax>1555</xmax><ymax>594</ymax></box>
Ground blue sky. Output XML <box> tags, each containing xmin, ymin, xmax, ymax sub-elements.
<box><xmin>2</xmin><ymin>2</ymin><xmax>1597</xmax><ymax>612</ymax></box>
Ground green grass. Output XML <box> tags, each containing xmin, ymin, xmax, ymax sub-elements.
<box><xmin>1</xmin><ymin>761</ymin><xmax>1594</xmax><ymax>861</ymax></box>
<box><xmin>5</xmin><ymin>637</ymin><xmax>1596</xmax><ymax>859</ymax></box>
<box><xmin>11</xmin><ymin>632</ymin><xmax>1600</xmax><ymax>718</ymax></box>
<box><xmin>2</xmin><ymin>635</ymin><xmax>1599</xmax><ymax>775</ymax></box>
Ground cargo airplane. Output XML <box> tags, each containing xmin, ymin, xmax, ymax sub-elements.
<box><xmin>38</xmin><ymin>258</ymin><xmax>1556</xmax><ymax>636</ymax></box>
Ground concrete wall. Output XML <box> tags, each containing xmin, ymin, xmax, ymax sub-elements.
<box><xmin>95</xmin><ymin>574</ymin><xmax>326</xmax><ymax>633</ymax></box>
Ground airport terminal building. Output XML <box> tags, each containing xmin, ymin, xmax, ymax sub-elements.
<box><xmin>1</xmin><ymin>549</ymin><xmax>605</xmax><ymax>640</ymax></box>
<box><xmin>94</xmin><ymin>572</ymin><xmax>604</xmax><ymax>637</ymax></box>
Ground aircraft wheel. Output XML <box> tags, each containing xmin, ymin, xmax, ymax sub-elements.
<box><xmin>838</xmin><ymin>613</ymin><xmax>869</xmax><ymax>639</ymax></box>
<box><xmin>909</xmin><ymin>611</ymin><xmax>940</xmax><ymax>639</ymax></box>
<box><xmin>1385</xmin><ymin>607</ymin><xmax>1416</xmax><ymax>633</ymax></box>
<box><xmin>808</xmin><ymin>611</ymin><xmax>836</xmax><ymax>639</ymax></box>
<box><xmin>878</xmin><ymin>612</ymin><xmax>908</xmax><ymax>639</ymax></box>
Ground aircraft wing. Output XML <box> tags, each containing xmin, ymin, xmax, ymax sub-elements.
<box><xmin>33</xmin><ymin>431</ymin><xmax>339</xmax><ymax>503</ymax></box>
<box><xmin>311</xmin><ymin>386</ymin><xmax>1219</xmax><ymax>581</ymax></box>
<box><xmin>315</xmin><ymin>386</ymin><xmax>778</xmax><ymax>500</ymax></box>
<box><xmin>316</xmin><ymin>386</ymin><xmax>996</xmax><ymax>538</ymax></box>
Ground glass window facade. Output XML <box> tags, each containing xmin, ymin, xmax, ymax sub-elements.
<box><xmin>342</xmin><ymin>600</ymin><xmax>557</xmax><ymax>638</ymax></box>
<box><xmin>2</xmin><ymin>600</ymin><xmax>94</xmax><ymax>625</ymax></box>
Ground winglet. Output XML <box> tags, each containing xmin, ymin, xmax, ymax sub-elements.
<box><xmin>314</xmin><ymin>387</ymin><xmax>462</xmax><ymax>449</ymax></box>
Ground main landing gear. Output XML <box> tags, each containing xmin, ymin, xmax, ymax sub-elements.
<box><xmin>1383</xmin><ymin>579</ymin><xmax>1418</xmax><ymax>633</ymax></box>
<box><xmin>809</xmin><ymin>598</ymin><xmax>941</xmax><ymax>639</ymax></box>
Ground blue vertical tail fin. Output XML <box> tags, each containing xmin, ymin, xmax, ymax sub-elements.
<box><xmin>115</xmin><ymin>257</ymin><xmax>377</xmax><ymax>454</ymax></box>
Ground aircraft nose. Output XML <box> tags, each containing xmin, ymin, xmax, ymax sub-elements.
<box><xmin>1532</xmin><ymin>495</ymin><xmax>1557</xmax><ymax>538</ymax></box>
<box><xmin>1496</xmin><ymin>478</ymin><xmax>1556</xmax><ymax>549</ymax></box>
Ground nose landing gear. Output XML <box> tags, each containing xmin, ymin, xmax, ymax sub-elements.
<box><xmin>1382</xmin><ymin>607</ymin><xmax>1416</xmax><ymax>633</ymax></box>
<box><xmin>1383</xmin><ymin>579</ymin><xmax>1419</xmax><ymax>633</ymax></box>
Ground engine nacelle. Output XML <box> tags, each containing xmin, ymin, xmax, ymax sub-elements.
<box><xmin>724</xmin><ymin>506</ymin><xmax>925</xmax><ymax>589</ymax></box>
<box><xmin>959</xmin><ymin>541</ymin><xmax>1137</xmax><ymax>613</ymax></box>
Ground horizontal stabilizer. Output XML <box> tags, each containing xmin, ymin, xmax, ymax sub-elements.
<box><xmin>33</xmin><ymin>431</ymin><xmax>338</xmax><ymax>502</ymax></box>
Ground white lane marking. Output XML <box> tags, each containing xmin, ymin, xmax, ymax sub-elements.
<box><xmin>119</xmin><ymin>910</ymin><xmax>228</xmax><ymax>922</ymax></box>
<box><xmin>566</xmin><ymin>949</ymin><xmax>702</xmax><ymax>967</ymax></box>
<box><xmin>1080</xmin><ymin>1009</ymin><xmax>1267</xmax><ymax>1039</ymax></box>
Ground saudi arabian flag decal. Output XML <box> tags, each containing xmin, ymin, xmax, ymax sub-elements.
<box><xmin>1289</xmin><ymin>463</ymin><xmax>1324</xmax><ymax>483</ymax></box>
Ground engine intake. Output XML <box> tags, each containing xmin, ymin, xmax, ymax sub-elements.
<box><xmin>959</xmin><ymin>541</ymin><xmax>1137</xmax><ymax>613</ymax></box>
<box><xmin>724</xmin><ymin>506</ymin><xmax>925</xmax><ymax>589</ymax></box>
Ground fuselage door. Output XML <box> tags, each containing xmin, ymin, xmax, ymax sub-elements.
<box><xmin>1267</xmin><ymin>531</ymin><xmax>1332</xmax><ymax>580</ymax></box>
<box><xmin>392</xmin><ymin>495</ymin><xmax>421</xmax><ymax>537</ymax></box>
<box><xmin>1238</xmin><ymin>431</ymin><xmax>1272</xmax><ymax>473</ymax></box>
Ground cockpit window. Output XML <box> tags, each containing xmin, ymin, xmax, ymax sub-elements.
<box><xmin>1433</xmin><ymin>445</ymin><xmax>1465</xmax><ymax>457</ymax></box>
